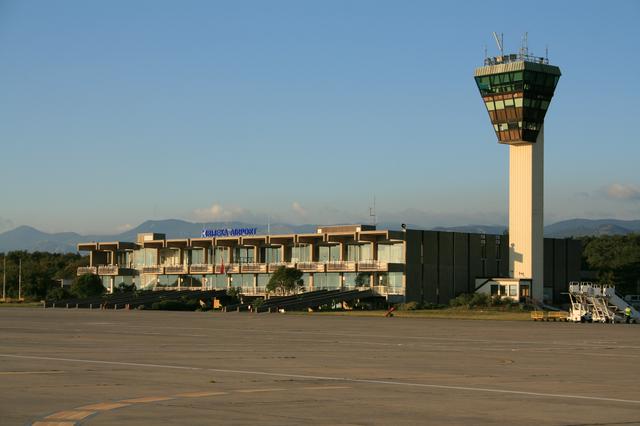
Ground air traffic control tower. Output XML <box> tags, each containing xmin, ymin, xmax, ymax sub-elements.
<box><xmin>474</xmin><ymin>36</ymin><xmax>561</xmax><ymax>301</ymax></box>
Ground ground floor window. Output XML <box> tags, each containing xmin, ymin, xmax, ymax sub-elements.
<box><xmin>378</xmin><ymin>272</ymin><xmax>403</xmax><ymax>295</ymax></box>
<box><xmin>158</xmin><ymin>275</ymin><xmax>179</xmax><ymax>288</ymax></box>
<box><xmin>231</xmin><ymin>274</ymin><xmax>254</xmax><ymax>292</ymax></box>
<box><xmin>100</xmin><ymin>276</ymin><xmax>111</xmax><ymax>290</ymax></box>
<box><xmin>343</xmin><ymin>272</ymin><xmax>371</xmax><ymax>289</ymax></box>
<box><xmin>257</xmin><ymin>274</ymin><xmax>272</xmax><ymax>293</ymax></box>
<box><xmin>182</xmin><ymin>275</ymin><xmax>203</xmax><ymax>288</ymax></box>
<box><xmin>314</xmin><ymin>273</ymin><xmax>341</xmax><ymax>290</ymax></box>
<box><xmin>137</xmin><ymin>275</ymin><xmax>156</xmax><ymax>290</ymax></box>
<box><xmin>206</xmin><ymin>274</ymin><xmax>228</xmax><ymax>290</ymax></box>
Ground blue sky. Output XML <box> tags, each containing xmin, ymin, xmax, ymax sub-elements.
<box><xmin>1</xmin><ymin>0</ymin><xmax>639</xmax><ymax>234</ymax></box>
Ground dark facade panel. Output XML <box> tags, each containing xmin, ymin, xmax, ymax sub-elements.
<box><xmin>468</xmin><ymin>233</ymin><xmax>483</xmax><ymax>284</ymax></box>
<box><xmin>553</xmin><ymin>239</ymin><xmax>567</xmax><ymax>304</ymax></box>
<box><xmin>543</xmin><ymin>238</ymin><xmax>554</xmax><ymax>288</ymax></box>
<box><xmin>438</xmin><ymin>232</ymin><xmax>454</xmax><ymax>303</ymax></box>
<box><xmin>484</xmin><ymin>236</ymin><xmax>497</xmax><ymax>277</ymax></box>
<box><xmin>423</xmin><ymin>231</ymin><xmax>439</xmax><ymax>304</ymax></box>
<box><xmin>453</xmin><ymin>233</ymin><xmax>470</xmax><ymax>295</ymax></box>
<box><xmin>404</xmin><ymin>230</ymin><xmax>423</xmax><ymax>303</ymax></box>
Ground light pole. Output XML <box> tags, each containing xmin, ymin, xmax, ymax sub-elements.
<box><xmin>2</xmin><ymin>255</ymin><xmax>6</xmax><ymax>302</ymax></box>
<box><xmin>18</xmin><ymin>257</ymin><xmax>22</xmax><ymax>301</ymax></box>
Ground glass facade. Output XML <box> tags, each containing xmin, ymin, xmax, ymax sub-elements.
<box><xmin>257</xmin><ymin>274</ymin><xmax>272</xmax><ymax>293</ymax></box>
<box><xmin>379</xmin><ymin>272</ymin><xmax>403</xmax><ymax>294</ymax></box>
<box><xmin>234</xmin><ymin>247</ymin><xmax>254</xmax><ymax>263</ymax></box>
<box><xmin>231</xmin><ymin>273</ymin><xmax>254</xmax><ymax>292</ymax></box>
<box><xmin>475</xmin><ymin>66</ymin><xmax>560</xmax><ymax>143</ymax></box>
<box><xmin>346</xmin><ymin>243</ymin><xmax>372</xmax><ymax>261</ymax></box>
<box><xmin>157</xmin><ymin>275</ymin><xmax>179</xmax><ymax>288</ymax></box>
<box><xmin>291</xmin><ymin>244</ymin><xmax>311</xmax><ymax>262</ymax></box>
<box><xmin>187</xmin><ymin>249</ymin><xmax>205</xmax><ymax>265</ymax></box>
<box><xmin>159</xmin><ymin>248</ymin><xmax>180</xmax><ymax>266</ymax></box>
<box><xmin>343</xmin><ymin>272</ymin><xmax>371</xmax><ymax>289</ymax></box>
<box><xmin>378</xmin><ymin>243</ymin><xmax>404</xmax><ymax>262</ymax></box>
<box><xmin>314</xmin><ymin>273</ymin><xmax>341</xmax><ymax>290</ymax></box>
<box><xmin>263</xmin><ymin>247</ymin><xmax>281</xmax><ymax>263</ymax></box>
<box><xmin>206</xmin><ymin>274</ymin><xmax>228</xmax><ymax>290</ymax></box>
<box><xmin>133</xmin><ymin>248</ymin><xmax>156</xmax><ymax>268</ymax></box>
<box><xmin>318</xmin><ymin>245</ymin><xmax>341</xmax><ymax>262</ymax></box>
<box><xmin>182</xmin><ymin>275</ymin><xmax>203</xmax><ymax>288</ymax></box>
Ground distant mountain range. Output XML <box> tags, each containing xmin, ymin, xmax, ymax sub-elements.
<box><xmin>0</xmin><ymin>218</ymin><xmax>638</xmax><ymax>253</ymax></box>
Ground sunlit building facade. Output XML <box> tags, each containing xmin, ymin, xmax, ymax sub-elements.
<box><xmin>77</xmin><ymin>224</ymin><xmax>580</xmax><ymax>304</ymax></box>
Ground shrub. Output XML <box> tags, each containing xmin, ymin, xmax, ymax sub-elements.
<box><xmin>397</xmin><ymin>301</ymin><xmax>419</xmax><ymax>311</ymax></box>
<box><xmin>47</xmin><ymin>286</ymin><xmax>72</xmax><ymax>301</ymax></box>
<box><xmin>449</xmin><ymin>293</ymin><xmax>474</xmax><ymax>307</ymax></box>
<box><xmin>450</xmin><ymin>293</ymin><xmax>490</xmax><ymax>308</ymax></box>
<box><xmin>71</xmin><ymin>274</ymin><xmax>105</xmax><ymax>299</ymax></box>
<box><xmin>150</xmin><ymin>299</ymin><xmax>199</xmax><ymax>311</ymax></box>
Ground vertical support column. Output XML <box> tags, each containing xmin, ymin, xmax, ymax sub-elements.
<box><xmin>509</xmin><ymin>127</ymin><xmax>544</xmax><ymax>301</ymax></box>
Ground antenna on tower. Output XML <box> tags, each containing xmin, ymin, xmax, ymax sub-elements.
<box><xmin>520</xmin><ymin>32</ymin><xmax>529</xmax><ymax>58</ymax></box>
<box><xmin>545</xmin><ymin>44</ymin><xmax>549</xmax><ymax>61</ymax></box>
<box><xmin>369</xmin><ymin>196</ymin><xmax>377</xmax><ymax>227</ymax></box>
<box><xmin>492</xmin><ymin>32</ymin><xmax>504</xmax><ymax>57</ymax></box>
<box><xmin>484</xmin><ymin>44</ymin><xmax>488</xmax><ymax>61</ymax></box>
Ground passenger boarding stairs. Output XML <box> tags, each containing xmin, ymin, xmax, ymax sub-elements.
<box><xmin>568</xmin><ymin>282</ymin><xmax>639</xmax><ymax>323</ymax></box>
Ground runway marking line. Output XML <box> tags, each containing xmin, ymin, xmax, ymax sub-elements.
<box><xmin>120</xmin><ymin>396</ymin><xmax>174</xmax><ymax>403</ymax></box>
<box><xmin>176</xmin><ymin>391</ymin><xmax>228</xmax><ymax>397</ymax></box>
<box><xmin>7</xmin><ymin>353</ymin><xmax>639</xmax><ymax>406</ymax></box>
<box><xmin>45</xmin><ymin>410</ymin><xmax>95</xmax><ymax>420</ymax></box>
<box><xmin>302</xmin><ymin>386</ymin><xmax>352</xmax><ymax>390</ymax></box>
<box><xmin>0</xmin><ymin>371</ymin><xmax>65</xmax><ymax>375</ymax></box>
<box><xmin>235</xmin><ymin>388</ymin><xmax>286</xmax><ymax>393</ymax></box>
<box><xmin>32</xmin><ymin>422</ymin><xmax>76</xmax><ymax>426</ymax></box>
<box><xmin>76</xmin><ymin>402</ymin><xmax>130</xmax><ymax>411</ymax></box>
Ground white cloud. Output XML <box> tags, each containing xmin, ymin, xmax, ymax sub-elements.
<box><xmin>0</xmin><ymin>217</ymin><xmax>14</xmax><ymax>233</ymax></box>
<box><xmin>604</xmin><ymin>183</ymin><xmax>640</xmax><ymax>201</ymax></box>
<box><xmin>291</xmin><ymin>201</ymin><xmax>308</xmax><ymax>217</ymax></box>
<box><xmin>115</xmin><ymin>224</ymin><xmax>133</xmax><ymax>233</ymax></box>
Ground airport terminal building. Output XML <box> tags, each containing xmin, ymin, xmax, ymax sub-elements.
<box><xmin>77</xmin><ymin>225</ymin><xmax>581</xmax><ymax>305</ymax></box>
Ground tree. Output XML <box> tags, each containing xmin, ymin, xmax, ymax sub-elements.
<box><xmin>583</xmin><ymin>234</ymin><xmax>640</xmax><ymax>294</ymax></box>
<box><xmin>71</xmin><ymin>274</ymin><xmax>105</xmax><ymax>298</ymax></box>
<box><xmin>266</xmin><ymin>266</ymin><xmax>303</xmax><ymax>295</ymax></box>
<box><xmin>354</xmin><ymin>272</ymin><xmax>370</xmax><ymax>288</ymax></box>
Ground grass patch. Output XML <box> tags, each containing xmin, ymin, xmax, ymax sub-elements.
<box><xmin>0</xmin><ymin>301</ymin><xmax>43</xmax><ymax>308</ymax></box>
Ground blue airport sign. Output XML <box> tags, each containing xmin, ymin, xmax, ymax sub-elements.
<box><xmin>201</xmin><ymin>227</ymin><xmax>258</xmax><ymax>238</ymax></box>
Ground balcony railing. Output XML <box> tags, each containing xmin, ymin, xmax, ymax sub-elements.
<box><xmin>142</xmin><ymin>265</ymin><xmax>164</xmax><ymax>274</ymax></box>
<box><xmin>215</xmin><ymin>263</ymin><xmax>239</xmax><ymax>274</ymax></box>
<box><xmin>373</xmin><ymin>285</ymin><xmax>405</xmax><ymax>296</ymax></box>
<box><xmin>297</xmin><ymin>262</ymin><xmax>325</xmax><ymax>272</ymax></box>
<box><xmin>77</xmin><ymin>266</ymin><xmax>97</xmax><ymax>275</ymax></box>
<box><xmin>267</xmin><ymin>262</ymin><xmax>295</xmax><ymax>272</ymax></box>
<box><xmin>326</xmin><ymin>261</ymin><xmax>356</xmax><ymax>272</ymax></box>
<box><xmin>97</xmin><ymin>265</ymin><xmax>119</xmax><ymax>275</ymax></box>
<box><xmin>189</xmin><ymin>264</ymin><xmax>213</xmax><ymax>274</ymax></box>
<box><xmin>357</xmin><ymin>260</ymin><xmax>388</xmax><ymax>271</ymax></box>
<box><xmin>241</xmin><ymin>263</ymin><xmax>267</xmax><ymax>273</ymax></box>
<box><xmin>165</xmin><ymin>264</ymin><xmax>188</xmax><ymax>274</ymax></box>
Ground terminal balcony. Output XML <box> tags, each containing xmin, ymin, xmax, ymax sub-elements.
<box><xmin>296</xmin><ymin>262</ymin><xmax>326</xmax><ymax>272</ymax></box>
<box><xmin>326</xmin><ymin>261</ymin><xmax>356</xmax><ymax>272</ymax></box>
<box><xmin>77</xmin><ymin>266</ymin><xmax>97</xmax><ymax>275</ymax></box>
<box><xmin>97</xmin><ymin>265</ymin><xmax>137</xmax><ymax>276</ymax></box>
<box><xmin>267</xmin><ymin>262</ymin><xmax>296</xmax><ymax>272</ymax></box>
<box><xmin>241</xmin><ymin>263</ymin><xmax>267</xmax><ymax>273</ymax></box>
<box><xmin>215</xmin><ymin>263</ymin><xmax>239</xmax><ymax>274</ymax></box>
<box><xmin>142</xmin><ymin>265</ymin><xmax>164</xmax><ymax>274</ymax></box>
<box><xmin>164</xmin><ymin>264</ymin><xmax>188</xmax><ymax>274</ymax></box>
<box><xmin>189</xmin><ymin>264</ymin><xmax>213</xmax><ymax>274</ymax></box>
<box><xmin>357</xmin><ymin>260</ymin><xmax>389</xmax><ymax>272</ymax></box>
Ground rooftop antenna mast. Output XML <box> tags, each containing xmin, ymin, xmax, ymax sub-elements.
<box><xmin>492</xmin><ymin>32</ymin><xmax>504</xmax><ymax>57</ymax></box>
<box><xmin>520</xmin><ymin>32</ymin><xmax>529</xmax><ymax>58</ymax></box>
<box><xmin>369</xmin><ymin>196</ymin><xmax>377</xmax><ymax>227</ymax></box>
